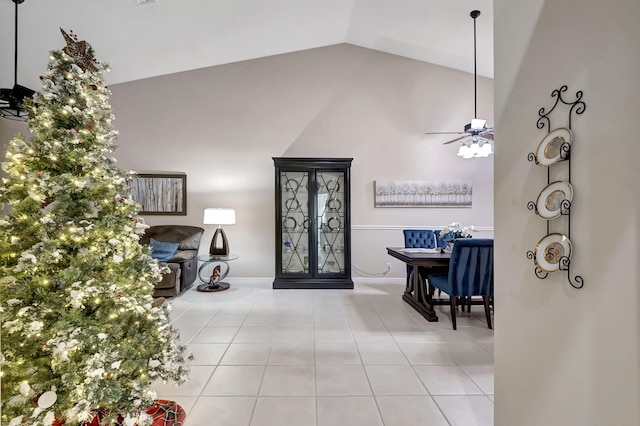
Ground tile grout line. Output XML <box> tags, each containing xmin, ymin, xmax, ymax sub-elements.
<box><xmin>163</xmin><ymin>282</ymin><xmax>493</xmax><ymax>425</ymax></box>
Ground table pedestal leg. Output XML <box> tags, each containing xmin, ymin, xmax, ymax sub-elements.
<box><xmin>402</xmin><ymin>267</ymin><xmax>438</xmax><ymax>322</ymax></box>
<box><xmin>197</xmin><ymin>260</ymin><xmax>231</xmax><ymax>292</ymax></box>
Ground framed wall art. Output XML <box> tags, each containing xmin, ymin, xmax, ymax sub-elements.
<box><xmin>374</xmin><ymin>180</ymin><xmax>472</xmax><ymax>208</ymax></box>
<box><xmin>129</xmin><ymin>172</ymin><xmax>187</xmax><ymax>215</ymax></box>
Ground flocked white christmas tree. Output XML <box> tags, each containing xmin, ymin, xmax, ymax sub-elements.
<box><xmin>0</xmin><ymin>29</ymin><xmax>189</xmax><ymax>426</ymax></box>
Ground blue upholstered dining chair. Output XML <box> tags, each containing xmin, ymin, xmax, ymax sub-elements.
<box><xmin>402</xmin><ymin>230</ymin><xmax>438</xmax><ymax>288</ymax></box>
<box><xmin>426</xmin><ymin>238</ymin><xmax>494</xmax><ymax>330</ymax></box>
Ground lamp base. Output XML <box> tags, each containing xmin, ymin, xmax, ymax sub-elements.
<box><xmin>197</xmin><ymin>282</ymin><xmax>230</xmax><ymax>292</ymax></box>
<box><xmin>209</xmin><ymin>227</ymin><xmax>230</xmax><ymax>256</ymax></box>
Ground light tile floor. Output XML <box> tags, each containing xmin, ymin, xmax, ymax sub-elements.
<box><xmin>152</xmin><ymin>279</ymin><xmax>494</xmax><ymax>426</ymax></box>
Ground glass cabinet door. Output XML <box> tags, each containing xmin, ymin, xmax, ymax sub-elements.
<box><xmin>316</xmin><ymin>170</ymin><xmax>346</xmax><ymax>275</ymax></box>
<box><xmin>280</xmin><ymin>171</ymin><xmax>310</xmax><ymax>274</ymax></box>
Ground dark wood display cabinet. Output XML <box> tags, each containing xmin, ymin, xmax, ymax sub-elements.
<box><xmin>273</xmin><ymin>157</ymin><xmax>353</xmax><ymax>289</ymax></box>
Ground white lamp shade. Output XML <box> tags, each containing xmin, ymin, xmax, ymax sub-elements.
<box><xmin>457</xmin><ymin>144</ymin><xmax>469</xmax><ymax>157</ymax></box>
<box><xmin>204</xmin><ymin>208</ymin><xmax>236</xmax><ymax>225</ymax></box>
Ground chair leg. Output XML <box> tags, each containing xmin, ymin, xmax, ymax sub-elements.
<box><xmin>483</xmin><ymin>296</ymin><xmax>492</xmax><ymax>329</ymax></box>
<box><xmin>450</xmin><ymin>296</ymin><xmax>457</xmax><ymax>330</ymax></box>
<box><xmin>460</xmin><ymin>296</ymin><xmax>469</xmax><ymax>312</ymax></box>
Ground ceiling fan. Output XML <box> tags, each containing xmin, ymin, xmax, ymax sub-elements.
<box><xmin>426</xmin><ymin>10</ymin><xmax>493</xmax><ymax>158</ymax></box>
<box><xmin>0</xmin><ymin>0</ymin><xmax>35</xmax><ymax>121</ymax></box>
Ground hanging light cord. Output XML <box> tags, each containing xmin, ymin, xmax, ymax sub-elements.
<box><xmin>12</xmin><ymin>0</ymin><xmax>24</xmax><ymax>87</ymax></box>
<box><xmin>351</xmin><ymin>263</ymin><xmax>391</xmax><ymax>277</ymax></box>
<box><xmin>471</xmin><ymin>10</ymin><xmax>480</xmax><ymax>120</ymax></box>
<box><xmin>473</xmin><ymin>13</ymin><xmax>476</xmax><ymax>118</ymax></box>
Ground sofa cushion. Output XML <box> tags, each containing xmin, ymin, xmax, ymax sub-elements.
<box><xmin>150</xmin><ymin>238</ymin><xmax>179</xmax><ymax>262</ymax></box>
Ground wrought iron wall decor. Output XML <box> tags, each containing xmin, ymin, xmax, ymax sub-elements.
<box><xmin>374</xmin><ymin>180</ymin><xmax>472</xmax><ymax>207</ymax></box>
<box><xmin>526</xmin><ymin>85</ymin><xmax>585</xmax><ymax>289</ymax></box>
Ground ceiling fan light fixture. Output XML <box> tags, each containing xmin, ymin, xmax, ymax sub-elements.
<box><xmin>5</xmin><ymin>84</ymin><xmax>34</xmax><ymax>108</ymax></box>
<box><xmin>426</xmin><ymin>9</ymin><xmax>494</xmax><ymax>158</ymax></box>
<box><xmin>479</xmin><ymin>142</ymin><xmax>493</xmax><ymax>157</ymax></box>
<box><xmin>457</xmin><ymin>144</ymin><xmax>470</xmax><ymax>157</ymax></box>
<box><xmin>462</xmin><ymin>148</ymin><xmax>475</xmax><ymax>159</ymax></box>
<box><xmin>0</xmin><ymin>105</ymin><xmax>29</xmax><ymax>121</ymax></box>
<box><xmin>471</xmin><ymin>118</ymin><xmax>487</xmax><ymax>130</ymax></box>
<box><xmin>459</xmin><ymin>140</ymin><xmax>492</xmax><ymax>159</ymax></box>
<box><xmin>469</xmin><ymin>141</ymin><xmax>481</xmax><ymax>156</ymax></box>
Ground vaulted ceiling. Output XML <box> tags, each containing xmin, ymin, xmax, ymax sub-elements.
<box><xmin>0</xmin><ymin>0</ymin><xmax>493</xmax><ymax>91</ymax></box>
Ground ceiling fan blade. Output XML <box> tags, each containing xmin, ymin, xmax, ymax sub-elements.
<box><xmin>425</xmin><ymin>131</ymin><xmax>466</xmax><ymax>135</ymax></box>
<box><xmin>479</xmin><ymin>132</ymin><xmax>494</xmax><ymax>140</ymax></box>
<box><xmin>443</xmin><ymin>135</ymin><xmax>470</xmax><ymax>145</ymax></box>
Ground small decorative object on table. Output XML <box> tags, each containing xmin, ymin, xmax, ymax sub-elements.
<box><xmin>439</xmin><ymin>222</ymin><xmax>477</xmax><ymax>251</ymax></box>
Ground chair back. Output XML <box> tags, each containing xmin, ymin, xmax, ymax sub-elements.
<box><xmin>141</xmin><ymin>225</ymin><xmax>205</xmax><ymax>250</ymax></box>
<box><xmin>434</xmin><ymin>230</ymin><xmax>448</xmax><ymax>249</ymax></box>
<box><xmin>403</xmin><ymin>230</ymin><xmax>437</xmax><ymax>249</ymax></box>
<box><xmin>448</xmin><ymin>238</ymin><xmax>494</xmax><ymax>297</ymax></box>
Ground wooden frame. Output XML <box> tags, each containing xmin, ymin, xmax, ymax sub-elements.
<box><xmin>130</xmin><ymin>172</ymin><xmax>187</xmax><ymax>215</ymax></box>
<box><xmin>374</xmin><ymin>180</ymin><xmax>472</xmax><ymax>208</ymax></box>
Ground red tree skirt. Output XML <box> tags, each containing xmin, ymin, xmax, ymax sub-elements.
<box><xmin>53</xmin><ymin>399</ymin><xmax>186</xmax><ymax>426</ymax></box>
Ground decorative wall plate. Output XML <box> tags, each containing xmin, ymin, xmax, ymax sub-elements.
<box><xmin>535</xmin><ymin>180</ymin><xmax>573</xmax><ymax>219</ymax></box>
<box><xmin>536</xmin><ymin>127</ymin><xmax>572</xmax><ymax>166</ymax></box>
<box><xmin>534</xmin><ymin>233</ymin><xmax>572</xmax><ymax>272</ymax></box>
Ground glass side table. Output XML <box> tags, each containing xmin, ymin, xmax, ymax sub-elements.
<box><xmin>196</xmin><ymin>253</ymin><xmax>239</xmax><ymax>292</ymax></box>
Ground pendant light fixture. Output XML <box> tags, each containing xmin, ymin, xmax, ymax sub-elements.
<box><xmin>0</xmin><ymin>0</ymin><xmax>35</xmax><ymax>121</ymax></box>
<box><xmin>426</xmin><ymin>10</ymin><xmax>493</xmax><ymax>158</ymax></box>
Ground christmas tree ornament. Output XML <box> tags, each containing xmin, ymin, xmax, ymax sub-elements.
<box><xmin>59</xmin><ymin>28</ymin><xmax>98</xmax><ymax>72</ymax></box>
<box><xmin>37</xmin><ymin>391</ymin><xmax>57</xmax><ymax>408</ymax></box>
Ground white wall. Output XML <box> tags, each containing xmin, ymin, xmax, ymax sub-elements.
<box><xmin>1</xmin><ymin>44</ymin><xmax>493</xmax><ymax>278</ymax></box>
<box><xmin>494</xmin><ymin>1</ymin><xmax>640</xmax><ymax>424</ymax></box>
<box><xmin>107</xmin><ymin>44</ymin><xmax>494</xmax><ymax>278</ymax></box>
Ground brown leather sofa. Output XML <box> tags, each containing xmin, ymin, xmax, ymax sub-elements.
<box><xmin>140</xmin><ymin>225</ymin><xmax>204</xmax><ymax>297</ymax></box>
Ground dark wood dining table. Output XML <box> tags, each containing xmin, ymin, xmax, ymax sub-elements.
<box><xmin>386</xmin><ymin>247</ymin><xmax>451</xmax><ymax>322</ymax></box>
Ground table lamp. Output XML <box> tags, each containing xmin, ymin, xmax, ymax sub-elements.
<box><xmin>204</xmin><ymin>208</ymin><xmax>236</xmax><ymax>256</ymax></box>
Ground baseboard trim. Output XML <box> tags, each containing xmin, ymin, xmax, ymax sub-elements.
<box><xmin>351</xmin><ymin>224</ymin><xmax>494</xmax><ymax>231</ymax></box>
<box><xmin>225</xmin><ymin>277</ymin><xmax>405</xmax><ymax>286</ymax></box>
